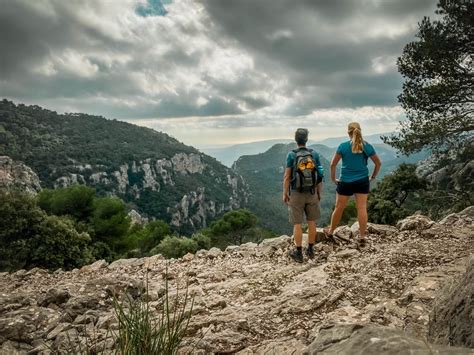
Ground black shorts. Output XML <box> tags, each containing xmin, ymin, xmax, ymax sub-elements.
<box><xmin>336</xmin><ymin>177</ymin><xmax>370</xmax><ymax>196</ymax></box>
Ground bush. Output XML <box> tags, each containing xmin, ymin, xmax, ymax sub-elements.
<box><xmin>368</xmin><ymin>164</ymin><xmax>427</xmax><ymax>225</ymax></box>
<box><xmin>0</xmin><ymin>189</ymin><xmax>92</xmax><ymax>271</ymax></box>
<box><xmin>91</xmin><ymin>197</ymin><xmax>130</xmax><ymax>251</ymax></box>
<box><xmin>150</xmin><ymin>236</ymin><xmax>198</xmax><ymax>259</ymax></box>
<box><xmin>30</xmin><ymin>215</ymin><xmax>92</xmax><ymax>270</ymax></box>
<box><xmin>138</xmin><ymin>220</ymin><xmax>170</xmax><ymax>255</ymax></box>
<box><xmin>207</xmin><ymin>209</ymin><xmax>259</xmax><ymax>247</ymax></box>
<box><xmin>37</xmin><ymin>185</ymin><xmax>95</xmax><ymax>220</ymax></box>
<box><xmin>191</xmin><ymin>233</ymin><xmax>212</xmax><ymax>250</ymax></box>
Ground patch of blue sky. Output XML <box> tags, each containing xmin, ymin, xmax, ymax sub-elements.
<box><xmin>136</xmin><ymin>0</ymin><xmax>172</xmax><ymax>17</ymax></box>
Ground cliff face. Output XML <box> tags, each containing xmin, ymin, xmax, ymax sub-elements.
<box><xmin>0</xmin><ymin>156</ymin><xmax>41</xmax><ymax>193</ymax></box>
<box><xmin>0</xmin><ymin>207</ymin><xmax>472</xmax><ymax>354</ymax></box>
<box><xmin>52</xmin><ymin>153</ymin><xmax>248</xmax><ymax>231</ymax></box>
<box><xmin>0</xmin><ymin>100</ymin><xmax>249</xmax><ymax>233</ymax></box>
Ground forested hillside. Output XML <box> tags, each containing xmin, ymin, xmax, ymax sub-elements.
<box><xmin>0</xmin><ymin>100</ymin><xmax>248</xmax><ymax>234</ymax></box>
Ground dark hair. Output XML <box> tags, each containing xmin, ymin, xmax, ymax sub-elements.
<box><xmin>295</xmin><ymin>128</ymin><xmax>308</xmax><ymax>145</ymax></box>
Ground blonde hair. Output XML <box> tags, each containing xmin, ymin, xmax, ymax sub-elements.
<box><xmin>348</xmin><ymin>122</ymin><xmax>364</xmax><ymax>153</ymax></box>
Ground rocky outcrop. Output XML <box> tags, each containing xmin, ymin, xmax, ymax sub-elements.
<box><xmin>50</xmin><ymin>153</ymin><xmax>249</xmax><ymax>233</ymax></box>
<box><xmin>304</xmin><ymin>324</ymin><xmax>472</xmax><ymax>354</ymax></box>
<box><xmin>127</xmin><ymin>209</ymin><xmax>149</xmax><ymax>225</ymax></box>
<box><xmin>0</xmin><ymin>208</ymin><xmax>472</xmax><ymax>354</ymax></box>
<box><xmin>0</xmin><ymin>156</ymin><xmax>41</xmax><ymax>193</ymax></box>
<box><xmin>429</xmin><ymin>257</ymin><xmax>474</xmax><ymax>348</ymax></box>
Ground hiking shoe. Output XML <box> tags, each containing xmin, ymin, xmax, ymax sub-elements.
<box><xmin>358</xmin><ymin>238</ymin><xmax>367</xmax><ymax>248</ymax></box>
<box><xmin>288</xmin><ymin>249</ymin><xmax>303</xmax><ymax>263</ymax></box>
<box><xmin>305</xmin><ymin>247</ymin><xmax>315</xmax><ymax>259</ymax></box>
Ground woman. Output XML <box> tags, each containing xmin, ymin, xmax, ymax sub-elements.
<box><xmin>324</xmin><ymin>122</ymin><xmax>381</xmax><ymax>246</ymax></box>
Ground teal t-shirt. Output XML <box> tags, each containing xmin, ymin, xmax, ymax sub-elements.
<box><xmin>336</xmin><ymin>141</ymin><xmax>376</xmax><ymax>182</ymax></box>
<box><xmin>286</xmin><ymin>148</ymin><xmax>324</xmax><ymax>178</ymax></box>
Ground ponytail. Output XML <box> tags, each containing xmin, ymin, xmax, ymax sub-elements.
<box><xmin>348</xmin><ymin>122</ymin><xmax>364</xmax><ymax>153</ymax></box>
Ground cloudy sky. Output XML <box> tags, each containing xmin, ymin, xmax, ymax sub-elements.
<box><xmin>0</xmin><ymin>0</ymin><xmax>438</xmax><ymax>147</ymax></box>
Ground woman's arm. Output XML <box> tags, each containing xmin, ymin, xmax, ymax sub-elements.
<box><xmin>330</xmin><ymin>153</ymin><xmax>342</xmax><ymax>183</ymax></box>
<box><xmin>369</xmin><ymin>154</ymin><xmax>382</xmax><ymax>180</ymax></box>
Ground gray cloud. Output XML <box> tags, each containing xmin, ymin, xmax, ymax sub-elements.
<box><xmin>0</xmin><ymin>0</ymin><xmax>437</xmax><ymax>133</ymax></box>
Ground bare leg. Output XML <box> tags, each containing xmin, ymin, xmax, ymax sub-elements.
<box><xmin>328</xmin><ymin>193</ymin><xmax>350</xmax><ymax>234</ymax></box>
<box><xmin>293</xmin><ymin>224</ymin><xmax>303</xmax><ymax>247</ymax></box>
<box><xmin>307</xmin><ymin>220</ymin><xmax>317</xmax><ymax>244</ymax></box>
<box><xmin>354</xmin><ymin>193</ymin><xmax>368</xmax><ymax>238</ymax></box>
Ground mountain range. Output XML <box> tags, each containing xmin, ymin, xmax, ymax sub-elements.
<box><xmin>200</xmin><ymin>133</ymin><xmax>393</xmax><ymax>167</ymax></box>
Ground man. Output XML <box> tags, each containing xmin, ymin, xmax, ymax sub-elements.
<box><xmin>283</xmin><ymin>128</ymin><xmax>324</xmax><ymax>263</ymax></box>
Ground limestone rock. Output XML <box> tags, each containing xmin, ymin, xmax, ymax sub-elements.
<box><xmin>38</xmin><ymin>288</ymin><xmax>71</xmax><ymax>307</ymax></box>
<box><xmin>0</xmin><ymin>209</ymin><xmax>473</xmax><ymax>354</ymax></box>
<box><xmin>334</xmin><ymin>226</ymin><xmax>352</xmax><ymax>240</ymax></box>
<box><xmin>429</xmin><ymin>257</ymin><xmax>474</xmax><ymax>348</ymax></box>
<box><xmin>439</xmin><ymin>206</ymin><xmax>474</xmax><ymax>228</ymax></box>
<box><xmin>259</xmin><ymin>235</ymin><xmax>291</xmax><ymax>255</ymax></box>
<box><xmin>127</xmin><ymin>209</ymin><xmax>149</xmax><ymax>225</ymax></box>
<box><xmin>0</xmin><ymin>156</ymin><xmax>41</xmax><ymax>193</ymax></box>
<box><xmin>397</xmin><ymin>214</ymin><xmax>435</xmax><ymax>231</ymax></box>
<box><xmin>207</xmin><ymin>247</ymin><xmax>223</xmax><ymax>259</ymax></box>
<box><xmin>304</xmin><ymin>324</ymin><xmax>472</xmax><ymax>354</ymax></box>
<box><xmin>335</xmin><ymin>249</ymin><xmax>359</xmax><ymax>259</ymax></box>
<box><xmin>80</xmin><ymin>260</ymin><xmax>108</xmax><ymax>273</ymax></box>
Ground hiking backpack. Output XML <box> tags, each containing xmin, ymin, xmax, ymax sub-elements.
<box><xmin>291</xmin><ymin>147</ymin><xmax>318</xmax><ymax>193</ymax></box>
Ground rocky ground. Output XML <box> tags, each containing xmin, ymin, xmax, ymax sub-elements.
<box><xmin>0</xmin><ymin>207</ymin><xmax>473</xmax><ymax>354</ymax></box>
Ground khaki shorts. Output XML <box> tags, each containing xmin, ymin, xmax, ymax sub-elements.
<box><xmin>288</xmin><ymin>190</ymin><xmax>321</xmax><ymax>225</ymax></box>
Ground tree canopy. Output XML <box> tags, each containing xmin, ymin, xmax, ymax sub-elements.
<box><xmin>384</xmin><ymin>0</ymin><xmax>473</xmax><ymax>154</ymax></box>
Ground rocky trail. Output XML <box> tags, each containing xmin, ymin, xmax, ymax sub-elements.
<box><xmin>0</xmin><ymin>208</ymin><xmax>473</xmax><ymax>354</ymax></box>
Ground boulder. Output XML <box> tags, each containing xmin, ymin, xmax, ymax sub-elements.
<box><xmin>108</xmin><ymin>258</ymin><xmax>144</xmax><ymax>269</ymax></box>
<box><xmin>335</xmin><ymin>249</ymin><xmax>360</xmax><ymax>259</ymax></box>
<box><xmin>38</xmin><ymin>288</ymin><xmax>71</xmax><ymax>307</ymax></box>
<box><xmin>259</xmin><ymin>235</ymin><xmax>291</xmax><ymax>255</ymax></box>
<box><xmin>237</xmin><ymin>338</ymin><xmax>306</xmax><ymax>354</ymax></box>
<box><xmin>439</xmin><ymin>206</ymin><xmax>474</xmax><ymax>227</ymax></box>
<box><xmin>225</xmin><ymin>245</ymin><xmax>240</xmax><ymax>253</ymax></box>
<box><xmin>80</xmin><ymin>260</ymin><xmax>108</xmax><ymax>273</ymax></box>
<box><xmin>207</xmin><ymin>247</ymin><xmax>223</xmax><ymax>259</ymax></box>
<box><xmin>351</xmin><ymin>222</ymin><xmax>398</xmax><ymax>237</ymax></box>
<box><xmin>195</xmin><ymin>249</ymin><xmax>208</xmax><ymax>258</ymax></box>
<box><xmin>334</xmin><ymin>226</ymin><xmax>352</xmax><ymax>240</ymax></box>
<box><xmin>397</xmin><ymin>214</ymin><xmax>434</xmax><ymax>231</ymax></box>
<box><xmin>303</xmin><ymin>324</ymin><xmax>472</xmax><ymax>354</ymax></box>
<box><xmin>429</xmin><ymin>258</ymin><xmax>474</xmax><ymax>348</ymax></box>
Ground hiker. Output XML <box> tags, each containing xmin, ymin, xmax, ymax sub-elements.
<box><xmin>283</xmin><ymin>128</ymin><xmax>324</xmax><ymax>263</ymax></box>
<box><xmin>324</xmin><ymin>122</ymin><xmax>381</xmax><ymax>246</ymax></box>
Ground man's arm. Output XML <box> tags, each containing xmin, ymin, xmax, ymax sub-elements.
<box><xmin>330</xmin><ymin>153</ymin><xmax>342</xmax><ymax>183</ymax></box>
<box><xmin>316</xmin><ymin>181</ymin><xmax>323</xmax><ymax>201</ymax></box>
<box><xmin>283</xmin><ymin>167</ymin><xmax>292</xmax><ymax>203</ymax></box>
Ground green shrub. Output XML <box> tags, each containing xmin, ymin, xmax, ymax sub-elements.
<box><xmin>191</xmin><ymin>233</ymin><xmax>212</xmax><ymax>250</ymax></box>
<box><xmin>138</xmin><ymin>220</ymin><xmax>170</xmax><ymax>254</ymax></box>
<box><xmin>0</xmin><ymin>190</ymin><xmax>92</xmax><ymax>271</ymax></box>
<box><xmin>37</xmin><ymin>185</ymin><xmax>95</xmax><ymax>220</ymax></box>
<box><xmin>150</xmin><ymin>236</ymin><xmax>198</xmax><ymax>259</ymax></box>
<box><xmin>207</xmin><ymin>209</ymin><xmax>259</xmax><ymax>247</ymax></box>
<box><xmin>91</xmin><ymin>197</ymin><xmax>130</xmax><ymax>250</ymax></box>
<box><xmin>368</xmin><ymin>164</ymin><xmax>427</xmax><ymax>225</ymax></box>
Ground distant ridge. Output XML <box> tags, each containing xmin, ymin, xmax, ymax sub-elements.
<box><xmin>201</xmin><ymin>133</ymin><xmax>393</xmax><ymax>167</ymax></box>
